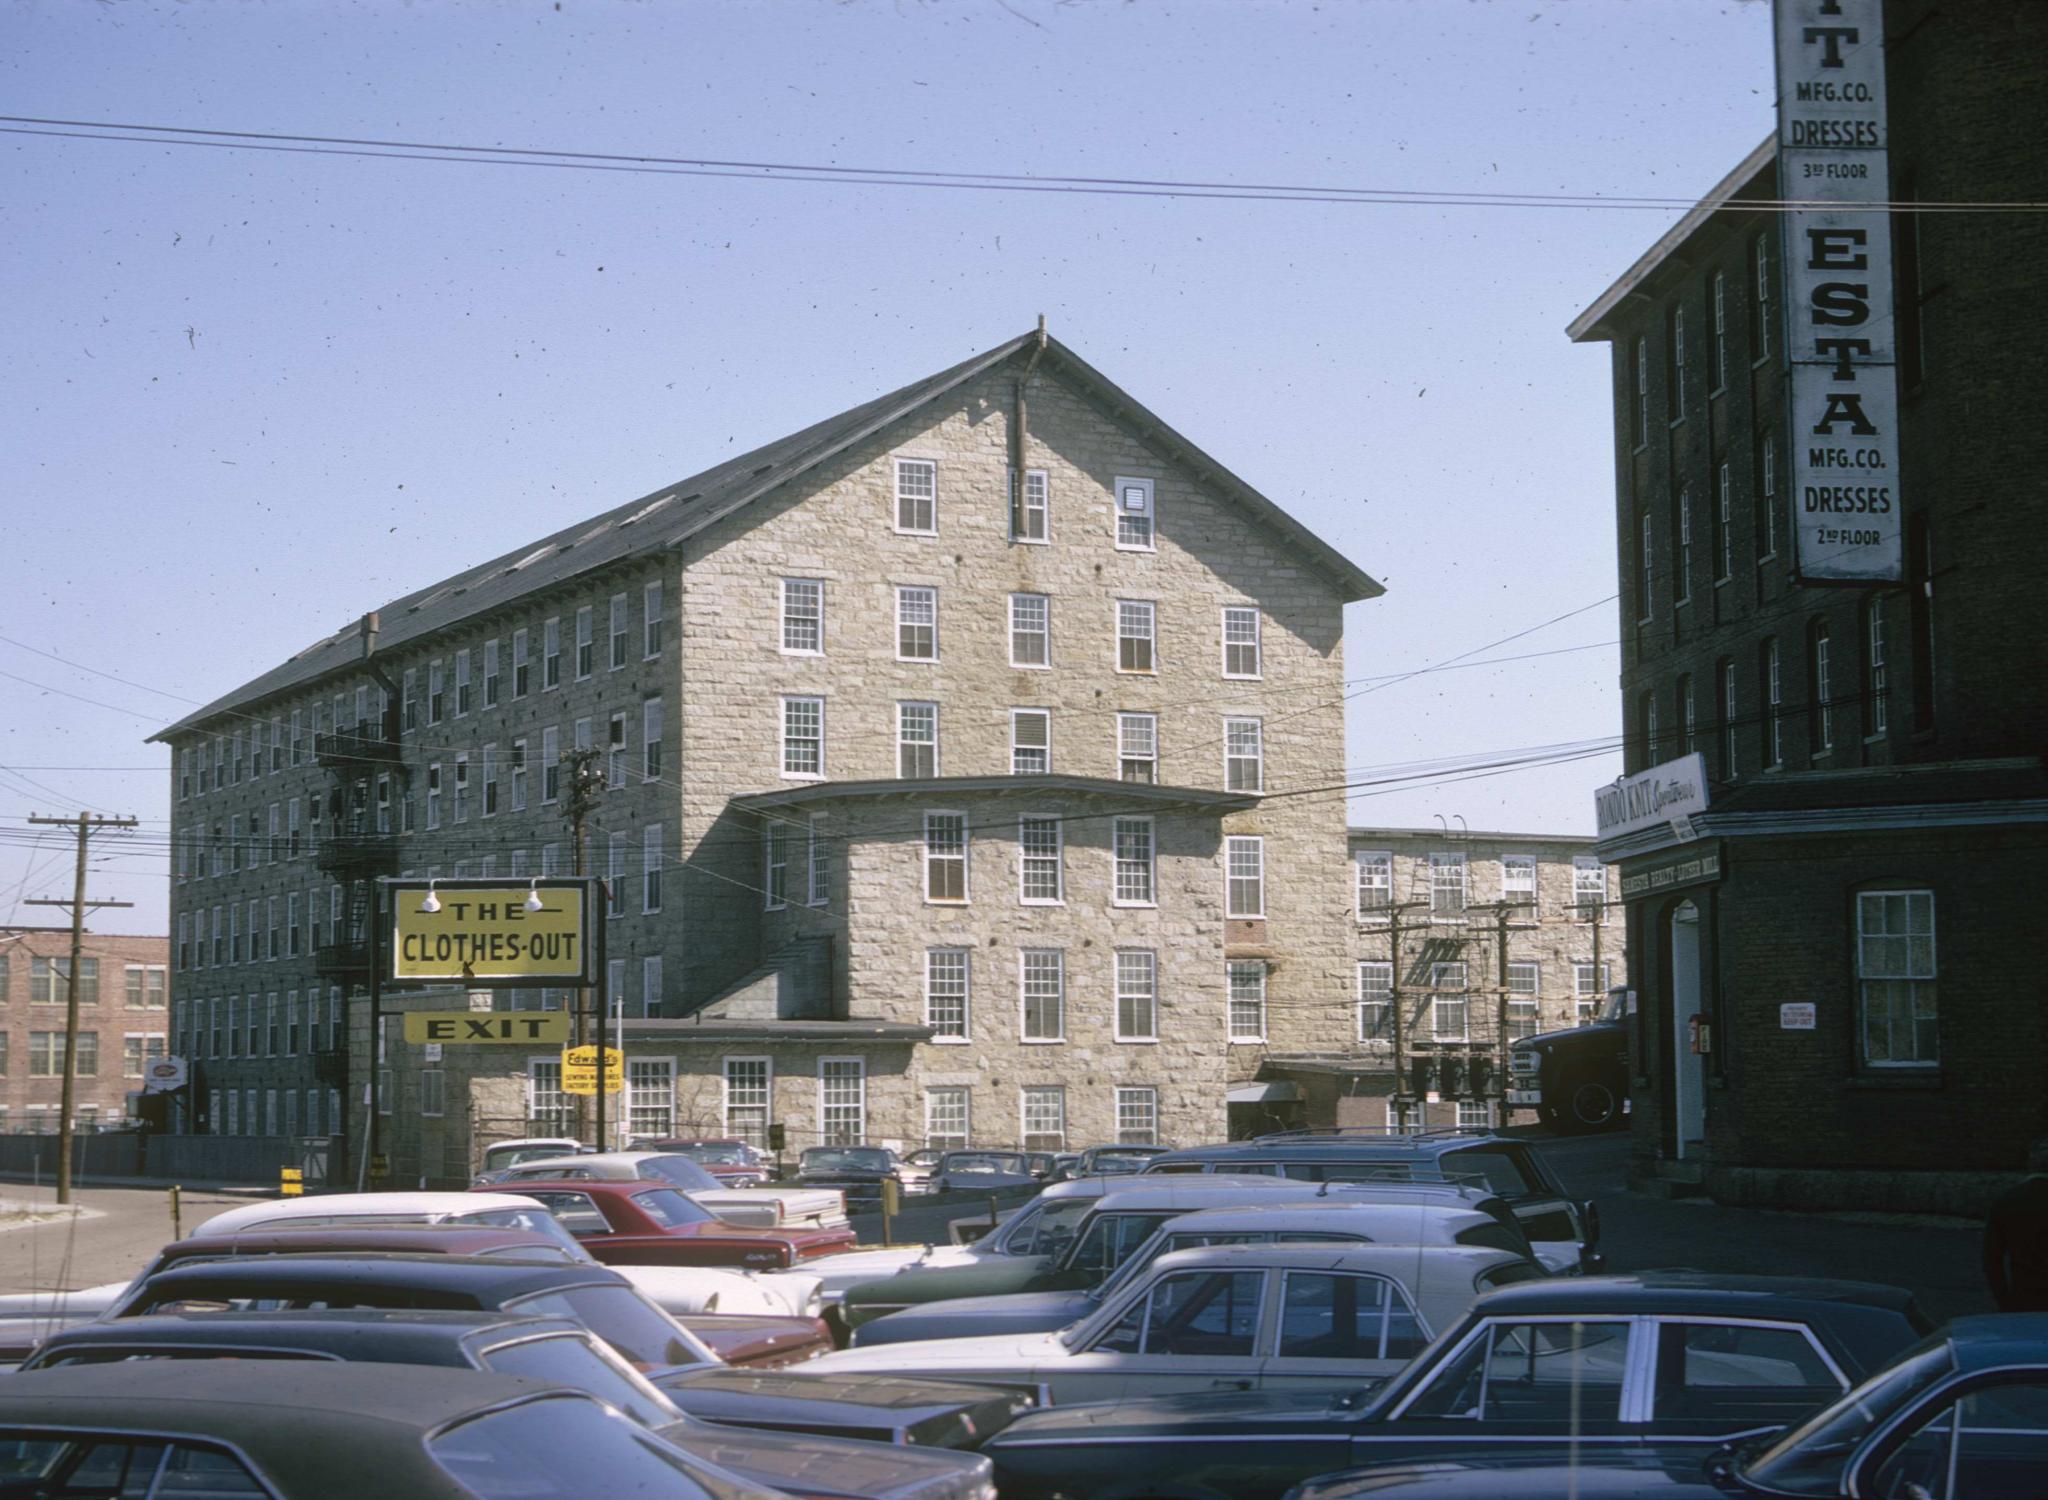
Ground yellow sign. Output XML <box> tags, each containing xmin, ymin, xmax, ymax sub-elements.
<box><xmin>280</xmin><ymin>1167</ymin><xmax>303</xmax><ymax>1198</ymax></box>
<box><xmin>403</xmin><ymin>1011</ymin><xmax>572</xmax><ymax>1046</ymax></box>
<box><xmin>562</xmin><ymin>1045</ymin><xmax>625</xmax><ymax>1096</ymax></box>
<box><xmin>391</xmin><ymin>881</ymin><xmax>590</xmax><ymax>983</ymax></box>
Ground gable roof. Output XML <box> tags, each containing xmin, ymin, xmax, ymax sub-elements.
<box><xmin>154</xmin><ymin>330</ymin><xmax>1381</xmax><ymax>741</ymax></box>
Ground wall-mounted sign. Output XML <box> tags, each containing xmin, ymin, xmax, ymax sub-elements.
<box><xmin>402</xmin><ymin>1011</ymin><xmax>572</xmax><ymax>1045</ymax></box>
<box><xmin>1619</xmin><ymin>845</ymin><xmax>1723</xmax><ymax>901</ymax></box>
<box><xmin>143</xmin><ymin>1057</ymin><xmax>189</xmax><ymax>1094</ymax></box>
<box><xmin>1780</xmin><ymin>1002</ymin><xmax>1818</xmax><ymax>1031</ymax></box>
<box><xmin>563</xmin><ymin>1045</ymin><xmax>625</xmax><ymax>1096</ymax></box>
<box><xmin>390</xmin><ymin>880</ymin><xmax>593</xmax><ymax>986</ymax></box>
<box><xmin>1774</xmin><ymin>0</ymin><xmax>1902</xmax><ymax>583</ymax></box>
<box><xmin>1595</xmin><ymin>753</ymin><xmax>1709</xmax><ymax>843</ymax></box>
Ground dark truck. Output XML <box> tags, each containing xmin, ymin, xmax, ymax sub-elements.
<box><xmin>1506</xmin><ymin>986</ymin><xmax>1632</xmax><ymax>1134</ymax></box>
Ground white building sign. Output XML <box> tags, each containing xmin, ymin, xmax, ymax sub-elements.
<box><xmin>143</xmin><ymin>1057</ymin><xmax>189</xmax><ymax>1093</ymax></box>
<box><xmin>1780</xmin><ymin>1003</ymin><xmax>1818</xmax><ymax>1031</ymax></box>
<box><xmin>1594</xmin><ymin>753</ymin><xmax>1710</xmax><ymax>843</ymax></box>
<box><xmin>1774</xmin><ymin>0</ymin><xmax>1903</xmax><ymax>583</ymax></box>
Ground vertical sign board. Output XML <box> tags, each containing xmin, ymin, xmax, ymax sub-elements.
<box><xmin>1774</xmin><ymin>0</ymin><xmax>1903</xmax><ymax>583</ymax></box>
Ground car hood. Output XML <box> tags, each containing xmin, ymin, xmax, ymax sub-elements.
<box><xmin>1290</xmin><ymin>1455</ymin><xmax>1715</xmax><ymax>1499</ymax></box>
<box><xmin>988</xmin><ymin>1385</ymin><xmax>1366</xmax><ymax>1441</ymax></box>
<box><xmin>843</xmin><ymin>1256</ymin><xmax>1055</xmax><ymax>1307</ymax></box>
<box><xmin>664</xmin><ymin>1419</ymin><xmax>994</xmax><ymax>1500</ymax></box>
<box><xmin>794</xmin><ymin>1246</ymin><xmax>978</xmax><ymax>1299</ymax></box>
<box><xmin>1519</xmin><ymin>1020</ymin><xmax>1625</xmax><ymax>1050</ymax></box>
<box><xmin>853</xmin><ymin>1290</ymin><xmax>1092</xmax><ymax>1346</ymax></box>
<box><xmin>618</xmin><ymin>1264</ymin><xmax>822</xmax><ymax>1319</ymax></box>
<box><xmin>807</xmin><ymin>1330</ymin><xmax>1065</xmax><ymax>1373</ymax></box>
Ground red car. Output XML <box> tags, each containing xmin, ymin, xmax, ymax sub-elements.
<box><xmin>480</xmin><ymin>1179</ymin><xmax>854</xmax><ymax>1270</ymax></box>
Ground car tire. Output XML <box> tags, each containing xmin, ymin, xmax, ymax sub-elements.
<box><xmin>1562</xmin><ymin>1078</ymin><xmax>1623</xmax><ymax>1134</ymax></box>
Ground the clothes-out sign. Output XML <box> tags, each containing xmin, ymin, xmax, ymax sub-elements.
<box><xmin>390</xmin><ymin>879</ymin><xmax>593</xmax><ymax>985</ymax></box>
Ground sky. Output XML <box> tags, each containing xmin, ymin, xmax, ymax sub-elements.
<box><xmin>0</xmin><ymin>0</ymin><xmax>1779</xmax><ymax>936</ymax></box>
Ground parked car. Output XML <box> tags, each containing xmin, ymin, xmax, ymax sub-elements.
<box><xmin>797</xmin><ymin>1145</ymin><xmax>922</xmax><ymax>1204</ymax></box>
<box><xmin>491</xmin><ymin>1150</ymin><xmax>849</xmax><ymax>1228</ymax></box>
<box><xmin>635</xmin><ymin>1137</ymin><xmax>777</xmax><ymax>1187</ymax></box>
<box><xmin>656</xmin><ymin>1366</ymin><xmax>1040</xmax><ymax>1450</ymax></box>
<box><xmin>1140</xmin><ymin>1132</ymin><xmax>1599</xmax><ymax>1274</ymax></box>
<box><xmin>1026</xmin><ymin>1152</ymin><xmax>1063</xmax><ymax>1180</ymax></box>
<box><xmin>852</xmin><ymin>1197</ymin><xmax>1542</xmax><ymax>1346</ymax></box>
<box><xmin>476</xmin><ymin>1136</ymin><xmax>589</xmax><ymax>1176</ymax></box>
<box><xmin>469</xmin><ymin>1178</ymin><xmax>855</xmax><ymax>1269</ymax></box>
<box><xmin>1505</xmin><ymin>987</ymin><xmax>1633</xmax><ymax>1134</ymax></box>
<box><xmin>980</xmin><ymin>1270</ymin><xmax>1937</xmax><ymax>1500</ymax></box>
<box><xmin>840</xmin><ymin>1176</ymin><xmax>1533</xmax><ymax>1331</ymax></box>
<box><xmin>811</xmin><ymin>1243</ymin><xmax>1532</xmax><ymax>1405</ymax></box>
<box><xmin>118</xmin><ymin>1193</ymin><xmax>827</xmax><ymax>1318</ymax></box>
<box><xmin>1051</xmin><ymin>1144</ymin><xmax>1174</xmax><ymax>1181</ymax></box>
<box><xmin>17</xmin><ymin>1310</ymin><xmax>992</xmax><ymax>1500</ymax></box>
<box><xmin>108</xmin><ymin>1254</ymin><xmax>721</xmax><ymax>1371</ymax></box>
<box><xmin>0</xmin><ymin>1360</ymin><xmax>784</xmax><ymax>1500</ymax></box>
<box><xmin>931</xmin><ymin>1150</ymin><xmax>1040</xmax><ymax>1194</ymax></box>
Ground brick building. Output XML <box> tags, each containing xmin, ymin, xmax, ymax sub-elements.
<box><xmin>0</xmin><ymin>927</ymin><xmax>169</xmax><ymax>1134</ymax></box>
<box><xmin>1566</xmin><ymin>4</ymin><xmax>2048</xmax><ymax>1210</ymax></box>
<box><xmin>152</xmin><ymin>328</ymin><xmax>1387</xmax><ymax>1178</ymax></box>
<box><xmin>1231</xmin><ymin>830</ymin><xmax>1624</xmax><ymax>1137</ymax></box>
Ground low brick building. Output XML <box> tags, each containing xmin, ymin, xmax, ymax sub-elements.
<box><xmin>0</xmin><ymin>927</ymin><xmax>169</xmax><ymax>1134</ymax></box>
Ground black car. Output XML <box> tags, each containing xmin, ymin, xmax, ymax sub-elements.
<box><xmin>798</xmin><ymin>1145</ymin><xmax>913</xmax><ymax>1202</ymax></box>
<box><xmin>0</xmin><ymin>1359</ymin><xmax>776</xmax><ymax>1499</ymax></box>
<box><xmin>18</xmin><ymin>1309</ymin><xmax>996</xmax><ymax>1500</ymax></box>
<box><xmin>1287</xmin><ymin>1311</ymin><xmax>2048</xmax><ymax>1499</ymax></box>
<box><xmin>979</xmin><ymin>1272</ymin><xmax>1933</xmax><ymax>1500</ymax></box>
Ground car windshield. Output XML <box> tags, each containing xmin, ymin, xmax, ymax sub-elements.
<box><xmin>673</xmin><ymin>1144</ymin><xmax>751</xmax><ymax>1166</ymax></box>
<box><xmin>636</xmin><ymin>1157</ymin><xmax>721</xmax><ymax>1194</ymax></box>
<box><xmin>945</xmin><ymin>1154</ymin><xmax>1026</xmax><ymax>1173</ymax></box>
<box><xmin>1601</xmin><ymin>990</ymin><xmax>1631</xmax><ymax>1024</ymax></box>
<box><xmin>430</xmin><ymin>1397</ymin><xmax>753</xmax><ymax>1500</ymax></box>
<box><xmin>457</xmin><ymin>1207</ymin><xmax>597</xmax><ymax>1261</ymax></box>
<box><xmin>504</xmin><ymin>1285</ymin><xmax>713</xmax><ymax>1371</ymax></box>
<box><xmin>630</xmin><ymin>1188</ymin><xmax>717</xmax><ymax>1229</ymax></box>
<box><xmin>1085</xmin><ymin>1153</ymin><xmax>1154</xmax><ymax>1176</ymax></box>
<box><xmin>1436</xmin><ymin>1148</ymin><xmax>1535</xmax><ymax>1198</ymax></box>
<box><xmin>487</xmin><ymin>1144</ymin><xmax>580</xmax><ymax>1170</ymax></box>
<box><xmin>802</xmin><ymin>1148</ymin><xmax>892</xmax><ymax>1172</ymax></box>
<box><xmin>1006</xmin><ymin>1197</ymin><xmax>1094</xmax><ymax>1257</ymax></box>
<box><xmin>478</xmin><ymin>1333</ymin><xmax>682</xmax><ymax>1427</ymax></box>
<box><xmin>1741</xmin><ymin>1343</ymin><xmax>1954</xmax><ymax>1493</ymax></box>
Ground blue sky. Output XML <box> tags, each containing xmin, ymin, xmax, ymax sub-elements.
<box><xmin>0</xmin><ymin>0</ymin><xmax>1777</xmax><ymax>933</ymax></box>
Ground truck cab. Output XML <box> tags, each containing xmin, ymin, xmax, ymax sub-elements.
<box><xmin>1506</xmin><ymin>986</ymin><xmax>1632</xmax><ymax>1134</ymax></box>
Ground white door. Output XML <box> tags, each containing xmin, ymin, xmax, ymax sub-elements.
<box><xmin>1671</xmin><ymin>901</ymin><xmax>1706</xmax><ymax>1159</ymax></box>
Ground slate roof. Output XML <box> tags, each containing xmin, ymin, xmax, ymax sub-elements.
<box><xmin>154</xmin><ymin>330</ymin><xmax>1381</xmax><ymax>742</ymax></box>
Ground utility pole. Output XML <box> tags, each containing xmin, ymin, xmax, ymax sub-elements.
<box><xmin>1382</xmin><ymin>899</ymin><xmax>1431</xmax><ymax>1132</ymax></box>
<box><xmin>558</xmin><ymin>747</ymin><xmax>605</xmax><ymax>1146</ymax></box>
<box><xmin>1470</xmin><ymin>898</ymin><xmax>1533</xmax><ymax>1125</ymax></box>
<box><xmin>26</xmin><ymin>812</ymin><xmax>138</xmax><ymax>1205</ymax></box>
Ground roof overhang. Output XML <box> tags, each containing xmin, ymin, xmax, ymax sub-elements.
<box><xmin>1226</xmin><ymin>1081</ymin><xmax>1304</xmax><ymax>1104</ymax></box>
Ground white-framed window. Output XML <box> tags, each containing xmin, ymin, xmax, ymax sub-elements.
<box><xmin>895</xmin><ymin>457</ymin><xmax>937</xmax><ymax>534</ymax></box>
<box><xmin>926</xmin><ymin>949</ymin><xmax>970</xmax><ymax>1040</ymax></box>
<box><xmin>643</xmin><ymin>823</ymin><xmax>663</xmax><ymax>913</ymax></box>
<box><xmin>1573</xmin><ymin>856</ymin><xmax>1607</xmax><ymax>922</ymax></box>
<box><xmin>1716</xmin><ymin>462</ymin><xmax>1734</xmax><ymax>583</ymax></box>
<box><xmin>1226</xmin><ymin>835</ymin><xmax>1264</xmax><ymax>918</ymax></box>
<box><xmin>897</xmin><ymin>701</ymin><xmax>938</xmax><ymax>779</ymax></box>
<box><xmin>1503</xmin><ymin>856</ymin><xmax>1538</xmax><ymax>919</ymax></box>
<box><xmin>1010</xmin><ymin>593</ymin><xmax>1050</xmax><ymax>667</ymax></box>
<box><xmin>512</xmin><ymin>628</ymin><xmax>531</xmax><ymax>697</ymax></box>
<box><xmin>1711</xmin><ymin>269</ymin><xmax>1728</xmax><ymax>390</ymax></box>
<box><xmin>454</xmin><ymin>648</ymin><xmax>473</xmax><ymax>716</ymax></box>
<box><xmin>1637</xmin><ymin>510</ymin><xmax>1654</xmax><ymax>623</ymax></box>
<box><xmin>1456</xmin><ymin>1099</ymin><xmax>1494</xmax><ymax>1129</ymax></box>
<box><xmin>428</xmin><ymin>659</ymin><xmax>445</xmax><ymax>724</ymax></box>
<box><xmin>481</xmin><ymin>744</ymin><xmax>499</xmax><ymax>817</ymax></box>
<box><xmin>1429</xmin><ymin>852</ymin><xmax>1467</xmax><ymax>917</ymax></box>
<box><xmin>605</xmin><ymin>835</ymin><xmax>625</xmax><ymax>919</ymax></box>
<box><xmin>819</xmin><ymin>1058</ymin><xmax>866</xmax><ymax>1145</ymax></box>
<box><xmin>1021</xmin><ymin>1085</ymin><xmax>1066</xmax><ymax>1152</ymax></box>
<box><xmin>1019</xmin><ymin>815</ymin><xmax>1063</xmax><ymax>903</ymax></box>
<box><xmin>763</xmin><ymin>819</ymin><xmax>792</xmax><ymax>910</ymax></box>
<box><xmin>1358</xmin><ymin>961</ymin><xmax>1393</xmax><ymax>1041</ymax></box>
<box><xmin>806</xmin><ymin>817</ymin><xmax>828</xmax><ymax>907</ymax></box>
<box><xmin>1354</xmin><ymin>850</ymin><xmax>1393</xmax><ymax>917</ymax></box>
<box><xmin>642</xmin><ymin>954</ymin><xmax>664</xmax><ymax>1017</ymax></box>
<box><xmin>1020</xmin><ymin>949</ymin><xmax>1065</xmax><ymax>1041</ymax></box>
<box><xmin>781</xmin><ymin>578</ymin><xmax>824</xmax><ymax>654</ymax></box>
<box><xmin>606</xmin><ymin>712</ymin><xmax>628</xmax><ymax>790</ymax></box>
<box><xmin>1011</xmin><ymin>708</ymin><xmax>1051</xmax><ymax>775</ymax></box>
<box><xmin>1013</xmin><ymin>468</ymin><xmax>1049</xmax><ymax>543</ymax></box>
<box><xmin>926</xmin><ymin>1087</ymin><xmax>970</xmax><ymax>1151</ymax></box>
<box><xmin>1227</xmin><ymin>960</ymin><xmax>1267</xmax><ymax>1042</ymax></box>
<box><xmin>1114</xmin><ymin>817</ymin><xmax>1156</xmax><ymax>906</ymax></box>
<box><xmin>541</xmin><ymin>726</ymin><xmax>561</xmax><ymax>803</ymax></box>
<box><xmin>1753</xmin><ymin>229</ymin><xmax>1775</xmax><ymax>359</ymax></box>
<box><xmin>1223</xmin><ymin>717</ymin><xmax>1263</xmax><ymax>793</ymax></box>
<box><xmin>782</xmin><ymin>696</ymin><xmax>824</xmax><ymax>778</ymax></box>
<box><xmin>420</xmin><ymin>1068</ymin><xmax>446</xmax><ymax>1118</ymax></box>
<box><xmin>483</xmin><ymin>636</ymin><xmax>501</xmax><ymax>708</ymax></box>
<box><xmin>543</xmin><ymin>615</ymin><xmax>562</xmax><ymax>689</ymax></box>
<box><xmin>924</xmin><ymin>811</ymin><xmax>968</xmax><ymax>903</ymax></box>
<box><xmin>452</xmin><ymin>753</ymin><xmax>470</xmax><ymax>823</ymax></box>
<box><xmin>1633</xmin><ymin>337</ymin><xmax>1650</xmax><ymax>448</ymax></box>
<box><xmin>1813</xmin><ymin>620</ymin><xmax>1835</xmax><ymax>753</ymax></box>
<box><xmin>1114</xmin><ymin>475</ymin><xmax>1155</xmax><ymax>550</ymax></box>
<box><xmin>643</xmin><ymin>698</ymin><xmax>663</xmax><ymax>781</ymax></box>
<box><xmin>609</xmin><ymin>591</ymin><xmax>630</xmax><ymax>671</ymax></box>
<box><xmin>1115</xmin><ymin>949</ymin><xmax>1157</xmax><ymax>1042</ymax></box>
<box><xmin>723</xmin><ymin>1057</ymin><xmax>771</xmax><ymax>1147</ymax></box>
<box><xmin>626</xmin><ymin>1058</ymin><xmax>674</xmax><ymax>1137</ymax></box>
<box><xmin>644</xmin><ymin>579</ymin><xmax>664</xmax><ymax>659</ymax></box>
<box><xmin>1859</xmin><ymin>890</ymin><xmax>1937</xmax><ymax>1067</ymax></box>
<box><xmin>1221</xmin><ymin>606</ymin><xmax>1261</xmax><ymax>679</ymax></box>
<box><xmin>1430</xmin><ymin>961</ymin><xmax>1469</xmax><ymax>1041</ymax></box>
<box><xmin>1116</xmin><ymin>600</ymin><xmax>1156</xmax><ymax>673</ymax></box>
<box><xmin>1760</xmin><ymin>431</ymin><xmax>1780</xmax><ymax>559</ymax></box>
<box><xmin>1116</xmin><ymin>1086</ymin><xmax>1159</xmax><ymax>1146</ymax></box>
<box><xmin>1507</xmin><ymin>961</ymin><xmax>1540</xmax><ymax>1039</ymax></box>
<box><xmin>1573</xmin><ymin>961</ymin><xmax>1612</xmax><ymax>1023</ymax></box>
<box><xmin>575</xmin><ymin>604</ymin><xmax>594</xmax><ymax>679</ymax></box>
<box><xmin>1675</xmin><ymin>487</ymin><xmax>1693</xmax><ymax>606</ymax></box>
<box><xmin>1117</xmin><ymin>713</ymin><xmax>1157</xmax><ymax>784</ymax></box>
<box><xmin>896</xmin><ymin>586</ymin><xmax>938</xmax><ymax>661</ymax></box>
<box><xmin>527</xmin><ymin>1057</ymin><xmax>570</xmax><ymax>1136</ymax></box>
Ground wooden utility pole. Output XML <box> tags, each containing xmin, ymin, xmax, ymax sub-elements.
<box><xmin>26</xmin><ymin>812</ymin><xmax>138</xmax><ymax>1205</ymax></box>
<box><xmin>558</xmin><ymin>747</ymin><xmax>606</xmax><ymax>1146</ymax></box>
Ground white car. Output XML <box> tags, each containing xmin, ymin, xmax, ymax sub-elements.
<box><xmin>476</xmin><ymin>1136</ymin><xmax>585</xmax><ymax>1177</ymax></box>
<box><xmin>492</xmin><ymin>1152</ymin><xmax>847</xmax><ymax>1230</ymax></box>
<box><xmin>808</xmin><ymin>1242</ymin><xmax>1533</xmax><ymax>1404</ymax></box>
<box><xmin>147</xmin><ymin>1190</ymin><xmax>822</xmax><ymax>1319</ymax></box>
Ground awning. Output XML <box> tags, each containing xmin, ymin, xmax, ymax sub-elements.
<box><xmin>1226</xmin><ymin>1082</ymin><xmax>1303</xmax><ymax>1105</ymax></box>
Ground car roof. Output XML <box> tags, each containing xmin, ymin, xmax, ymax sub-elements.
<box><xmin>483</xmin><ymin>1138</ymin><xmax>581</xmax><ymax>1152</ymax></box>
<box><xmin>1148</xmin><ymin>1134</ymin><xmax>1516</xmax><ymax>1162</ymax></box>
<box><xmin>35</xmin><ymin>1309</ymin><xmax>586</xmax><ymax>1364</ymax></box>
<box><xmin>202</xmin><ymin>1192</ymin><xmax>548</xmax><ymax>1234</ymax></box>
<box><xmin>1155</xmin><ymin>1202</ymin><xmax>1494</xmax><ymax>1234</ymax></box>
<box><xmin>502</xmin><ymin>1155</ymin><xmax>630</xmax><ymax>1175</ymax></box>
<box><xmin>161</xmin><ymin>1226</ymin><xmax>565</xmax><ymax>1260</ymax></box>
<box><xmin>1082</xmin><ymin>1180</ymin><xmax>1479</xmax><ymax>1212</ymax></box>
<box><xmin>1146</xmin><ymin>1242</ymin><xmax>1521</xmax><ymax>1275</ymax></box>
<box><xmin>1037</xmin><ymin>1172</ymin><xmax>1301</xmax><ymax>1203</ymax></box>
<box><xmin>1473</xmin><ymin>1271</ymin><xmax>1924</xmax><ymax>1318</ymax></box>
<box><xmin>139</xmin><ymin>1252</ymin><xmax>623</xmax><ymax>1298</ymax></box>
<box><xmin>475</xmin><ymin>1177</ymin><xmax>659</xmax><ymax>1197</ymax></box>
<box><xmin>1943</xmin><ymin>1313</ymin><xmax>2048</xmax><ymax>1369</ymax></box>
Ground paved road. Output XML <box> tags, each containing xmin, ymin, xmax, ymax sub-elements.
<box><xmin>0</xmin><ymin>1184</ymin><xmax>246</xmax><ymax>1293</ymax></box>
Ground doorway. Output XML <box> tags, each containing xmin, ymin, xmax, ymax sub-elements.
<box><xmin>1670</xmin><ymin>900</ymin><xmax>1706</xmax><ymax>1159</ymax></box>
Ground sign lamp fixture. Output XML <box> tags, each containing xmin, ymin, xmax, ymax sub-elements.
<box><xmin>419</xmin><ymin>880</ymin><xmax>442</xmax><ymax>915</ymax></box>
<box><xmin>524</xmin><ymin>880</ymin><xmax>544</xmax><ymax>913</ymax></box>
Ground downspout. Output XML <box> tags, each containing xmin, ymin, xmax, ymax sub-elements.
<box><xmin>1011</xmin><ymin>315</ymin><xmax>1048</xmax><ymax>533</ymax></box>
